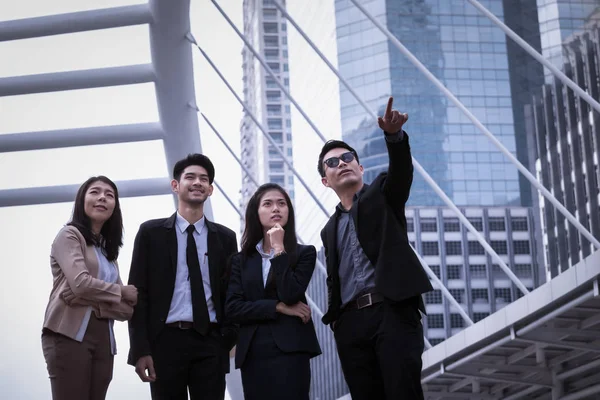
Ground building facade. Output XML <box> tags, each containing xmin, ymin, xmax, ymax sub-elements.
<box><xmin>240</xmin><ymin>0</ymin><xmax>295</xmax><ymax>214</ymax></box>
<box><xmin>531</xmin><ymin>20</ymin><xmax>600</xmax><ymax>278</ymax></box>
<box><xmin>334</xmin><ymin>0</ymin><xmax>530</xmax><ymax>207</ymax></box>
<box><xmin>537</xmin><ymin>0</ymin><xmax>600</xmax><ymax>74</ymax></box>
<box><xmin>407</xmin><ymin>207</ymin><xmax>540</xmax><ymax>344</ymax></box>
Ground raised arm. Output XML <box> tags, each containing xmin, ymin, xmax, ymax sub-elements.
<box><xmin>51</xmin><ymin>226</ymin><xmax>122</xmax><ymax>304</ymax></box>
<box><xmin>225</xmin><ymin>254</ymin><xmax>279</xmax><ymax>324</ymax></box>
<box><xmin>272</xmin><ymin>245</ymin><xmax>316</xmax><ymax>305</ymax></box>
<box><xmin>377</xmin><ymin>96</ymin><xmax>414</xmax><ymax>207</ymax></box>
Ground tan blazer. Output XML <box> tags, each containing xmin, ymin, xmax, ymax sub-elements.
<box><xmin>43</xmin><ymin>225</ymin><xmax>134</xmax><ymax>340</ymax></box>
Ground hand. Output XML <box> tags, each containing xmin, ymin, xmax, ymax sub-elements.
<box><xmin>122</xmin><ymin>285</ymin><xmax>138</xmax><ymax>306</ymax></box>
<box><xmin>135</xmin><ymin>355</ymin><xmax>156</xmax><ymax>382</ymax></box>
<box><xmin>61</xmin><ymin>288</ymin><xmax>77</xmax><ymax>306</ymax></box>
<box><xmin>276</xmin><ymin>301</ymin><xmax>311</xmax><ymax>324</ymax></box>
<box><xmin>378</xmin><ymin>96</ymin><xmax>408</xmax><ymax>134</ymax></box>
<box><xmin>266</xmin><ymin>223</ymin><xmax>285</xmax><ymax>253</ymax></box>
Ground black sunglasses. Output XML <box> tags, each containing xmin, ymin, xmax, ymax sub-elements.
<box><xmin>324</xmin><ymin>151</ymin><xmax>356</xmax><ymax>168</ymax></box>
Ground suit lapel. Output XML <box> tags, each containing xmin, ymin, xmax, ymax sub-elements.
<box><xmin>163</xmin><ymin>213</ymin><xmax>178</xmax><ymax>275</ymax></box>
<box><xmin>325</xmin><ymin>215</ymin><xmax>339</xmax><ymax>276</ymax></box>
<box><xmin>206</xmin><ymin>220</ymin><xmax>223</xmax><ymax>312</ymax></box>
<box><xmin>247</xmin><ymin>253</ymin><xmax>265</xmax><ymax>298</ymax></box>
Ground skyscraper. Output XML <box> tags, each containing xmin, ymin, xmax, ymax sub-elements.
<box><xmin>531</xmin><ymin>15</ymin><xmax>600</xmax><ymax>278</ymax></box>
<box><xmin>335</xmin><ymin>0</ymin><xmax>525</xmax><ymax>207</ymax></box>
<box><xmin>240</xmin><ymin>0</ymin><xmax>295</xmax><ymax>214</ymax></box>
<box><xmin>537</xmin><ymin>0</ymin><xmax>600</xmax><ymax>73</ymax></box>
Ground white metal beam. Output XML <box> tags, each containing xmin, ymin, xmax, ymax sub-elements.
<box><xmin>0</xmin><ymin>4</ymin><xmax>153</xmax><ymax>42</ymax></box>
<box><xmin>0</xmin><ymin>64</ymin><xmax>155</xmax><ymax>97</ymax></box>
<box><xmin>0</xmin><ymin>178</ymin><xmax>171</xmax><ymax>207</ymax></box>
<box><xmin>147</xmin><ymin>0</ymin><xmax>211</xmax><ymax>217</ymax></box>
<box><xmin>0</xmin><ymin>123</ymin><xmax>164</xmax><ymax>153</ymax></box>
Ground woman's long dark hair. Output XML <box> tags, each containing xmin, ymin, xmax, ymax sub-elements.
<box><xmin>68</xmin><ymin>176</ymin><xmax>123</xmax><ymax>261</ymax></box>
<box><xmin>241</xmin><ymin>183</ymin><xmax>298</xmax><ymax>260</ymax></box>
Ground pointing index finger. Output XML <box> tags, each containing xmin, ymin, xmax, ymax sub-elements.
<box><xmin>384</xmin><ymin>96</ymin><xmax>394</xmax><ymax>118</ymax></box>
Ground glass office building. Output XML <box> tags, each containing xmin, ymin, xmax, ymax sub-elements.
<box><xmin>335</xmin><ymin>0</ymin><xmax>524</xmax><ymax>207</ymax></box>
<box><xmin>538</xmin><ymin>0</ymin><xmax>600</xmax><ymax>73</ymax></box>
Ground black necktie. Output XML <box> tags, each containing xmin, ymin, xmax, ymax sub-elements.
<box><xmin>186</xmin><ymin>225</ymin><xmax>210</xmax><ymax>335</ymax></box>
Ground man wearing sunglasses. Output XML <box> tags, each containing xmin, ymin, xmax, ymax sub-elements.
<box><xmin>317</xmin><ymin>97</ymin><xmax>432</xmax><ymax>399</ymax></box>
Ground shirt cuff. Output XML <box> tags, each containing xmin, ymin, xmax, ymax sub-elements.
<box><xmin>384</xmin><ymin>130</ymin><xmax>405</xmax><ymax>142</ymax></box>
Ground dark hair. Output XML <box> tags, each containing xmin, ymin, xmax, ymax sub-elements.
<box><xmin>241</xmin><ymin>183</ymin><xmax>298</xmax><ymax>259</ymax></box>
<box><xmin>173</xmin><ymin>153</ymin><xmax>215</xmax><ymax>183</ymax></box>
<box><xmin>68</xmin><ymin>176</ymin><xmax>123</xmax><ymax>261</ymax></box>
<box><xmin>317</xmin><ymin>139</ymin><xmax>360</xmax><ymax>177</ymax></box>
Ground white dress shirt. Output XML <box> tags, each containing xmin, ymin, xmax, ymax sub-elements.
<box><xmin>74</xmin><ymin>245</ymin><xmax>119</xmax><ymax>355</ymax></box>
<box><xmin>256</xmin><ymin>239</ymin><xmax>275</xmax><ymax>288</ymax></box>
<box><xmin>166</xmin><ymin>212</ymin><xmax>217</xmax><ymax>323</ymax></box>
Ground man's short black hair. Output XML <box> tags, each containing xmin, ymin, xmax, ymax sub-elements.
<box><xmin>173</xmin><ymin>153</ymin><xmax>215</xmax><ymax>183</ymax></box>
<box><xmin>317</xmin><ymin>139</ymin><xmax>360</xmax><ymax>177</ymax></box>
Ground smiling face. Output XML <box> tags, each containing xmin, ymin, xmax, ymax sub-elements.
<box><xmin>171</xmin><ymin>165</ymin><xmax>214</xmax><ymax>206</ymax></box>
<box><xmin>83</xmin><ymin>180</ymin><xmax>116</xmax><ymax>228</ymax></box>
<box><xmin>258</xmin><ymin>189</ymin><xmax>289</xmax><ymax>231</ymax></box>
<box><xmin>321</xmin><ymin>147</ymin><xmax>364</xmax><ymax>192</ymax></box>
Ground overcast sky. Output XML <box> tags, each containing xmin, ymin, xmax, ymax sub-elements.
<box><xmin>0</xmin><ymin>0</ymin><xmax>342</xmax><ymax>398</ymax></box>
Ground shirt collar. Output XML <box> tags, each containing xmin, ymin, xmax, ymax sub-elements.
<box><xmin>256</xmin><ymin>239</ymin><xmax>275</xmax><ymax>259</ymax></box>
<box><xmin>336</xmin><ymin>184</ymin><xmax>367</xmax><ymax>214</ymax></box>
<box><xmin>176</xmin><ymin>211</ymin><xmax>206</xmax><ymax>234</ymax></box>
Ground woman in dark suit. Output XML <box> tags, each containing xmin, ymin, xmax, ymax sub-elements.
<box><xmin>226</xmin><ymin>183</ymin><xmax>321</xmax><ymax>400</ymax></box>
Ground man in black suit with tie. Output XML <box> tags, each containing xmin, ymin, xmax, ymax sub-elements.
<box><xmin>318</xmin><ymin>97</ymin><xmax>433</xmax><ymax>399</ymax></box>
<box><xmin>127</xmin><ymin>154</ymin><xmax>238</xmax><ymax>400</ymax></box>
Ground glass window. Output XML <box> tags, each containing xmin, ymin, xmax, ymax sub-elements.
<box><xmin>446</xmin><ymin>241</ymin><xmax>462</xmax><ymax>255</ymax></box>
<box><xmin>264</xmin><ymin>36</ymin><xmax>279</xmax><ymax>47</ymax></box>
<box><xmin>444</xmin><ymin>217</ymin><xmax>461</xmax><ymax>232</ymax></box>
<box><xmin>422</xmin><ymin>242</ymin><xmax>439</xmax><ymax>256</ymax></box>
<box><xmin>491</xmin><ymin>240</ymin><xmax>508</xmax><ymax>255</ymax></box>
<box><xmin>407</xmin><ymin>218</ymin><xmax>414</xmax><ymax>232</ymax></box>
<box><xmin>264</xmin><ymin>49</ymin><xmax>279</xmax><ymax>60</ymax></box>
<box><xmin>450</xmin><ymin>289</ymin><xmax>465</xmax><ymax>303</ymax></box>
<box><xmin>270</xmin><ymin>175</ymin><xmax>285</xmax><ymax>185</ymax></box>
<box><xmin>514</xmin><ymin>264</ymin><xmax>531</xmax><ymax>278</ymax></box>
<box><xmin>450</xmin><ymin>314</ymin><xmax>464</xmax><ymax>328</ymax></box>
<box><xmin>263</xmin><ymin>9</ymin><xmax>277</xmax><ymax>18</ymax></box>
<box><xmin>421</xmin><ymin>217</ymin><xmax>438</xmax><ymax>232</ymax></box>
<box><xmin>473</xmin><ymin>312</ymin><xmax>489</xmax><ymax>322</ymax></box>
<box><xmin>269</xmin><ymin>132</ymin><xmax>282</xmax><ymax>143</ymax></box>
<box><xmin>263</xmin><ymin>22</ymin><xmax>278</xmax><ymax>34</ymax></box>
<box><xmin>429</xmin><ymin>265</ymin><xmax>441</xmax><ymax>279</ymax></box>
<box><xmin>429</xmin><ymin>338</ymin><xmax>445</xmax><ymax>346</ymax></box>
<box><xmin>469</xmin><ymin>264</ymin><xmax>487</xmax><ymax>278</ymax></box>
<box><xmin>427</xmin><ymin>314</ymin><xmax>444</xmax><ymax>329</ymax></box>
<box><xmin>269</xmin><ymin>161</ymin><xmax>284</xmax><ymax>172</ymax></box>
<box><xmin>425</xmin><ymin>290</ymin><xmax>442</xmax><ymax>304</ymax></box>
<box><xmin>266</xmin><ymin>105</ymin><xmax>281</xmax><ymax>116</ymax></box>
<box><xmin>447</xmin><ymin>265</ymin><xmax>462</xmax><ymax>279</ymax></box>
<box><xmin>471</xmin><ymin>288</ymin><xmax>489</xmax><ymax>303</ymax></box>
<box><xmin>468</xmin><ymin>217</ymin><xmax>483</xmax><ymax>231</ymax></box>
<box><xmin>489</xmin><ymin>217</ymin><xmax>506</xmax><ymax>231</ymax></box>
<box><xmin>511</xmin><ymin>217</ymin><xmax>528</xmax><ymax>231</ymax></box>
<box><xmin>267</xmin><ymin>118</ymin><xmax>282</xmax><ymax>130</ymax></box>
<box><xmin>468</xmin><ymin>241</ymin><xmax>485</xmax><ymax>255</ymax></box>
<box><xmin>494</xmin><ymin>288</ymin><xmax>512</xmax><ymax>303</ymax></box>
<box><xmin>513</xmin><ymin>240</ymin><xmax>530</xmax><ymax>255</ymax></box>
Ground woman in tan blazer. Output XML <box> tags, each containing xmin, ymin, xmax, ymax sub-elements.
<box><xmin>42</xmin><ymin>176</ymin><xmax>138</xmax><ymax>400</ymax></box>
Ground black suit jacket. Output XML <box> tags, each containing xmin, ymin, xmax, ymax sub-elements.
<box><xmin>127</xmin><ymin>213</ymin><xmax>238</xmax><ymax>373</ymax></box>
<box><xmin>226</xmin><ymin>244</ymin><xmax>322</xmax><ymax>369</ymax></box>
<box><xmin>321</xmin><ymin>133</ymin><xmax>433</xmax><ymax>326</ymax></box>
